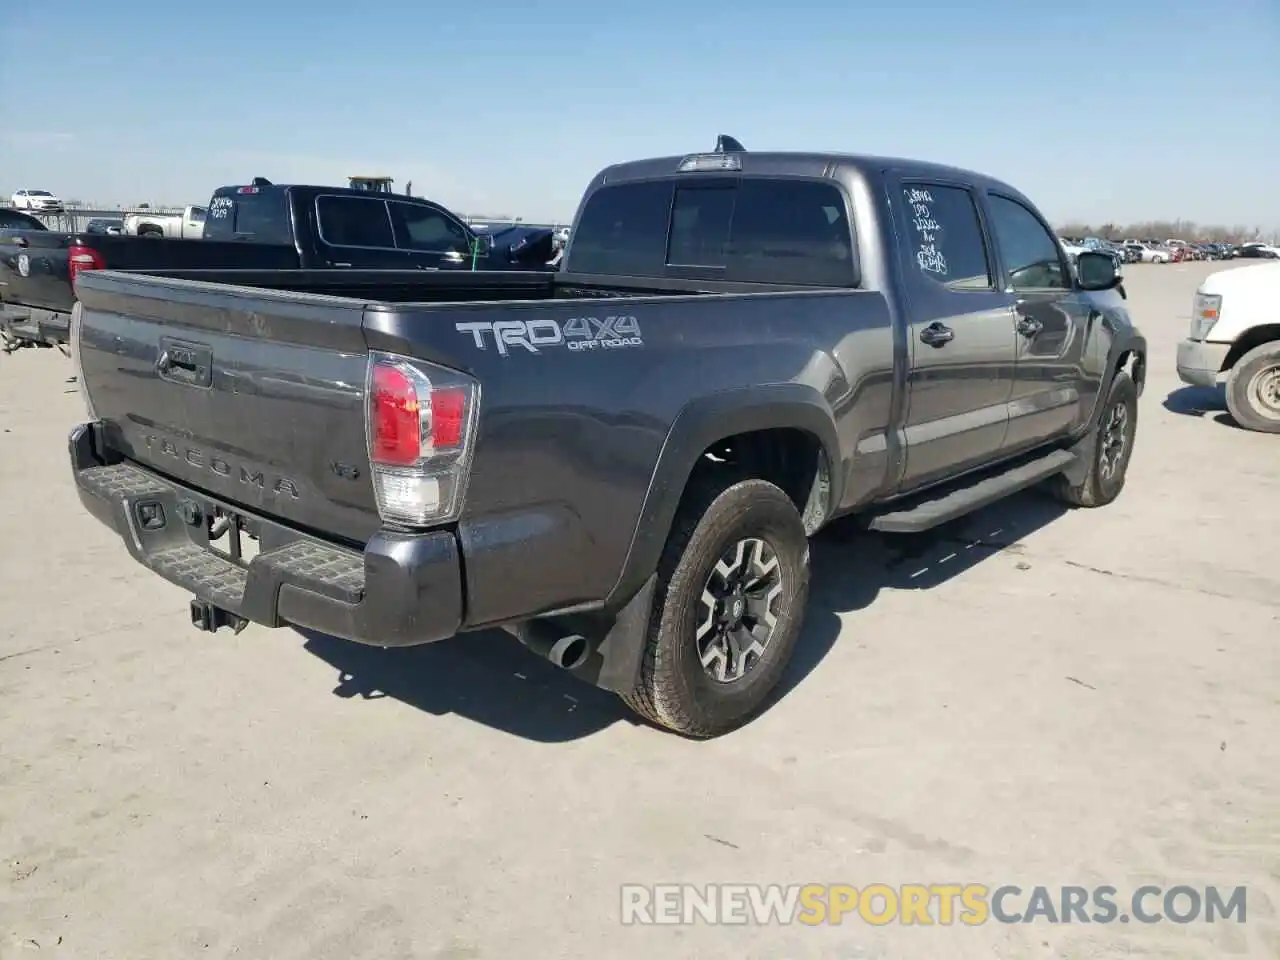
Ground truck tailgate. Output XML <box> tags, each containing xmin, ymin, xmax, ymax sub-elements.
<box><xmin>0</xmin><ymin>230</ymin><xmax>73</xmax><ymax>312</ymax></box>
<box><xmin>74</xmin><ymin>271</ymin><xmax>379</xmax><ymax>543</ymax></box>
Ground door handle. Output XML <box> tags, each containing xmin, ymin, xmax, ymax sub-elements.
<box><xmin>1016</xmin><ymin>316</ymin><xmax>1043</xmax><ymax>337</ymax></box>
<box><xmin>919</xmin><ymin>322</ymin><xmax>954</xmax><ymax>347</ymax></box>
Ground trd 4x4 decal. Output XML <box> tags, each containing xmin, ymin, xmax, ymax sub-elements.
<box><xmin>455</xmin><ymin>315</ymin><xmax>642</xmax><ymax>356</ymax></box>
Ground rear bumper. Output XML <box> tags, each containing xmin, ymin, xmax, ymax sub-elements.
<box><xmin>1</xmin><ymin>304</ymin><xmax>70</xmax><ymax>347</ymax></box>
<box><xmin>69</xmin><ymin>421</ymin><xmax>464</xmax><ymax>646</ymax></box>
<box><xmin>1176</xmin><ymin>338</ymin><xmax>1230</xmax><ymax>388</ymax></box>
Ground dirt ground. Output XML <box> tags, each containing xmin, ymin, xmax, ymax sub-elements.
<box><xmin>1</xmin><ymin>262</ymin><xmax>1277</xmax><ymax>959</ymax></box>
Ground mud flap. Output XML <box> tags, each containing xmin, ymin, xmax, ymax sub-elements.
<box><xmin>580</xmin><ymin>573</ymin><xmax>658</xmax><ymax>694</ymax></box>
<box><xmin>1060</xmin><ymin>427</ymin><xmax>1097</xmax><ymax>487</ymax></box>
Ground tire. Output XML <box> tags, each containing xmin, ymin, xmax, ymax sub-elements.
<box><xmin>1051</xmin><ymin>371</ymin><xmax>1138</xmax><ymax>507</ymax></box>
<box><xmin>1224</xmin><ymin>341</ymin><xmax>1280</xmax><ymax>434</ymax></box>
<box><xmin>620</xmin><ymin>476</ymin><xmax>811</xmax><ymax>738</ymax></box>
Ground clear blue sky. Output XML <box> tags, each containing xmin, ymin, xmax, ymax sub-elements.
<box><xmin>2</xmin><ymin>1</ymin><xmax>1277</xmax><ymax>229</ymax></box>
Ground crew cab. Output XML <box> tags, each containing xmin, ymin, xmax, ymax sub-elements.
<box><xmin>1177</xmin><ymin>261</ymin><xmax>1280</xmax><ymax>432</ymax></box>
<box><xmin>0</xmin><ymin>181</ymin><xmax>558</xmax><ymax>350</ymax></box>
<box><xmin>67</xmin><ymin>139</ymin><xmax>1147</xmax><ymax>737</ymax></box>
<box><xmin>124</xmin><ymin>205</ymin><xmax>208</xmax><ymax>239</ymax></box>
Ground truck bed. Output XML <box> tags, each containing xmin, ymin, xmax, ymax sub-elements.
<box><xmin>72</xmin><ymin>268</ymin><xmax>889</xmax><ymax>629</ymax></box>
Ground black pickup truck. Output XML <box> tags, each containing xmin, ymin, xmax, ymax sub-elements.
<box><xmin>67</xmin><ymin>140</ymin><xmax>1147</xmax><ymax>737</ymax></box>
<box><xmin>0</xmin><ymin>182</ymin><xmax>555</xmax><ymax>351</ymax></box>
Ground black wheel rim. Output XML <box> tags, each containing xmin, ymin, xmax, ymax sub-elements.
<box><xmin>1098</xmin><ymin>401</ymin><xmax>1129</xmax><ymax>482</ymax></box>
<box><xmin>696</xmin><ymin>538</ymin><xmax>784</xmax><ymax>684</ymax></box>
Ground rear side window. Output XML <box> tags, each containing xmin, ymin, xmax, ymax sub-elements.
<box><xmin>569</xmin><ymin>180</ymin><xmax>673</xmax><ymax>275</ymax></box>
<box><xmin>900</xmin><ymin>183</ymin><xmax>992</xmax><ymax>290</ymax></box>
<box><xmin>316</xmin><ymin>196</ymin><xmax>395</xmax><ymax>248</ymax></box>
<box><xmin>569</xmin><ymin>177</ymin><xmax>855</xmax><ymax>285</ymax></box>
<box><xmin>204</xmin><ymin>190</ymin><xmax>292</xmax><ymax>244</ymax></box>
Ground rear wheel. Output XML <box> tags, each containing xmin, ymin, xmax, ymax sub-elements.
<box><xmin>1225</xmin><ymin>341</ymin><xmax>1280</xmax><ymax>434</ymax></box>
<box><xmin>620</xmin><ymin>477</ymin><xmax>810</xmax><ymax>738</ymax></box>
<box><xmin>1051</xmin><ymin>370</ymin><xmax>1138</xmax><ymax>507</ymax></box>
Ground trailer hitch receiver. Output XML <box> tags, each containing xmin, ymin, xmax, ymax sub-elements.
<box><xmin>190</xmin><ymin>599</ymin><xmax>249</xmax><ymax>635</ymax></box>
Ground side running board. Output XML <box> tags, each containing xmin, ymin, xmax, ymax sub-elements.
<box><xmin>868</xmin><ymin>449</ymin><xmax>1077</xmax><ymax>534</ymax></box>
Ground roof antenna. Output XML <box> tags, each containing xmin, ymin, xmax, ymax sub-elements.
<box><xmin>714</xmin><ymin>134</ymin><xmax>746</xmax><ymax>153</ymax></box>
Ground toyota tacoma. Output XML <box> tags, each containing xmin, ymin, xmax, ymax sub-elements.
<box><xmin>67</xmin><ymin>138</ymin><xmax>1147</xmax><ymax>737</ymax></box>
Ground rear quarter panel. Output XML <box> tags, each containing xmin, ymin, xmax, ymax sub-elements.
<box><xmin>366</xmin><ymin>289</ymin><xmax>895</xmax><ymax>627</ymax></box>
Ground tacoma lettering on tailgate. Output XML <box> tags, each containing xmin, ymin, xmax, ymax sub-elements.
<box><xmin>142</xmin><ymin>435</ymin><xmax>300</xmax><ymax>499</ymax></box>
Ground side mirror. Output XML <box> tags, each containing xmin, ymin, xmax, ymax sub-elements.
<box><xmin>1076</xmin><ymin>250</ymin><xmax>1120</xmax><ymax>291</ymax></box>
<box><xmin>470</xmin><ymin>235</ymin><xmax>492</xmax><ymax>257</ymax></box>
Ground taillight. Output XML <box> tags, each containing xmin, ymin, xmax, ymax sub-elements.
<box><xmin>68</xmin><ymin>244</ymin><xmax>105</xmax><ymax>294</ymax></box>
<box><xmin>365</xmin><ymin>352</ymin><xmax>479</xmax><ymax>526</ymax></box>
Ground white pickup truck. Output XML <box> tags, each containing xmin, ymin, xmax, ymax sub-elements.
<box><xmin>122</xmin><ymin>204</ymin><xmax>207</xmax><ymax>239</ymax></box>
<box><xmin>1176</xmin><ymin>261</ymin><xmax>1280</xmax><ymax>432</ymax></box>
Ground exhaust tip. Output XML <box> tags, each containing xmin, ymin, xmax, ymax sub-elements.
<box><xmin>548</xmin><ymin>634</ymin><xmax>590</xmax><ymax>671</ymax></box>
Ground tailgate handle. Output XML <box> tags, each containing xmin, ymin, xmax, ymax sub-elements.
<box><xmin>156</xmin><ymin>338</ymin><xmax>213</xmax><ymax>388</ymax></box>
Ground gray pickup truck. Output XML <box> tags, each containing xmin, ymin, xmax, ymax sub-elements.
<box><xmin>68</xmin><ymin>139</ymin><xmax>1147</xmax><ymax>737</ymax></box>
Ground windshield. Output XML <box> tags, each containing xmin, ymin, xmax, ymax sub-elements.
<box><xmin>30</xmin><ymin>191</ymin><xmax>53</xmax><ymax>197</ymax></box>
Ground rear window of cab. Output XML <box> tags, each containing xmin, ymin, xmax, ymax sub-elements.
<box><xmin>204</xmin><ymin>189</ymin><xmax>292</xmax><ymax>244</ymax></box>
<box><xmin>569</xmin><ymin>177</ymin><xmax>858</xmax><ymax>286</ymax></box>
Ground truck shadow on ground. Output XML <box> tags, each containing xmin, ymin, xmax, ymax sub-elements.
<box><xmin>299</xmin><ymin>490</ymin><xmax>1068</xmax><ymax>744</ymax></box>
<box><xmin>1163</xmin><ymin>385</ymin><xmax>1241</xmax><ymax>429</ymax></box>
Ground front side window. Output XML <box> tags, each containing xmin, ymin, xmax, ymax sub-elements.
<box><xmin>986</xmin><ymin>194</ymin><xmax>1069</xmax><ymax>290</ymax></box>
<box><xmin>389</xmin><ymin>202</ymin><xmax>470</xmax><ymax>253</ymax></box>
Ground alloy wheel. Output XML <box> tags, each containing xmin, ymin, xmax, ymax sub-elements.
<box><xmin>696</xmin><ymin>538</ymin><xmax>784</xmax><ymax>683</ymax></box>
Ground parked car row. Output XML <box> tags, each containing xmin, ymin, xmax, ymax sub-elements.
<box><xmin>1102</xmin><ymin>237</ymin><xmax>1275</xmax><ymax>264</ymax></box>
